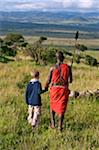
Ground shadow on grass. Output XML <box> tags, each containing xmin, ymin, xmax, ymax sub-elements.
<box><xmin>0</xmin><ymin>55</ymin><xmax>14</xmax><ymax>63</ymax></box>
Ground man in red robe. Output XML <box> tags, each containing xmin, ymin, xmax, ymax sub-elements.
<box><xmin>45</xmin><ymin>51</ymin><xmax>73</xmax><ymax>131</ymax></box>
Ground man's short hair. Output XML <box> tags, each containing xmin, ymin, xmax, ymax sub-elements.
<box><xmin>56</xmin><ymin>51</ymin><xmax>64</xmax><ymax>62</ymax></box>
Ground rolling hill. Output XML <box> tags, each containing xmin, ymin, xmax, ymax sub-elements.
<box><xmin>0</xmin><ymin>11</ymin><xmax>99</xmax><ymax>39</ymax></box>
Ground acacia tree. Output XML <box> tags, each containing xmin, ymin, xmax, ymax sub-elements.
<box><xmin>4</xmin><ymin>33</ymin><xmax>24</xmax><ymax>46</ymax></box>
<box><xmin>4</xmin><ymin>33</ymin><xmax>27</xmax><ymax>50</ymax></box>
<box><xmin>0</xmin><ymin>33</ymin><xmax>27</xmax><ymax>58</ymax></box>
<box><xmin>25</xmin><ymin>36</ymin><xmax>47</xmax><ymax>64</ymax></box>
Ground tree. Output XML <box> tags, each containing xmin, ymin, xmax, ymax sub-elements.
<box><xmin>4</xmin><ymin>33</ymin><xmax>24</xmax><ymax>46</ymax></box>
<box><xmin>25</xmin><ymin>36</ymin><xmax>47</xmax><ymax>64</ymax></box>
<box><xmin>75</xmin><ymin>31</ymin><xmax>79</xmax><ymax>41</ymax></box>
<box><xmin>0</xmin><ymin>33</ymin><xmax>28</xmax><ymax>62</ymax></box>
<box><xmin>0</xmin><ymin>33</ymin><xmax>24</xmax><ymax>57</ymax></box>
<box><xmin>0</xmin><ymin>38</ymin><xmax>3</xmax><ymax>55</ymax></box>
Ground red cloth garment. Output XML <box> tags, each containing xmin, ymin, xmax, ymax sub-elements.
<box><xmin>50</xmin><ymin>64</ymin><xmax>70</xmax><ymax>115</ymax></box>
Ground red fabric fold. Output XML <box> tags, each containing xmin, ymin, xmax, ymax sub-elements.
<box><xmin>50</xmin><ymin>86</ymin><xmax>70</xmax><ymax>115</ymax></box>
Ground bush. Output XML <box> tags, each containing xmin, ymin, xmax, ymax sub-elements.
<box><xmin>40</xmin><ymin>36</ymin><xmax>47</xmax><ymax>41</ymax></box>
<box><xmin>4</xmin><ymin>33</ymin><xmax>24</xmax><ymax>46</ymax></box>
<box><xmin>0</xmin><ymin>38</ymin><xmax>3</xmax><ymax>43</ymax></box>
<box><xmin>85</xmin><ymin>55</ymin><xmax>97</xmax><ymax>66</ymax></box>
<box><xmin>20</xmin><ymin>42</ymin><xmax>28</xmax><ymax>47</ymax></box>
<box><xmin>41</xmin><ymin>47</ymin><xmax>56</xmax><ymax>64</ymax></box>
<box><xmin>76</xmin><ymin>44</ymin><xmax>87</xmax><ymax>51</ymax></box>
<box><xmin>63</xmin><ymin>50</ymin><xmax>73</xmax><ymax>56</ymax></box>
<box><xmin>0</xmin><ymin>45</ymin><xmax>17</xmax><ymax>57</ymax></box>
<box><xmin>0</xmin><ymin>38</ymin><xmax>3</xmax><ymax>52</ymax></box>
<box><xmin>0</xmin><ymin>55</ymin><xmax>9</xmax><ymax>63</ymax></box>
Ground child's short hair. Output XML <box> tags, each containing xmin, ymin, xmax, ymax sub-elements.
<box><xmin>31</xmin><ymin>69</ymin><xmax>39</xmax><ymax>78</ymax></box>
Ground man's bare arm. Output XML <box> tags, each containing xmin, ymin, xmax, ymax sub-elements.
<box><xmin>45</xmin><ymin>67</ymin><xmax>54</xmax><ymax>90</ymax></box>
<box><xmin>68</xmin><ymin>66</ymin><xmax>73</xmax><ymax>83</ymax></box>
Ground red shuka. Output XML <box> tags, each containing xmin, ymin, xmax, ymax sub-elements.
<box><xmin>50</xmin><ymin>64</ymin><xmax>70</xmax><ymax>115</ymax></box>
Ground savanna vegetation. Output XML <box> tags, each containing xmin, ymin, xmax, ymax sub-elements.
<box><xmin>0</xmin><ymin>34</ymin><xmax>99</xmax><ymax>150</ymax></box>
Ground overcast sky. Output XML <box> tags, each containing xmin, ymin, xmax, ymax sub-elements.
<box><xmin>1</xmin><ymin>0</ymin><xmax>99</xmax><ymax>12</ymax></box>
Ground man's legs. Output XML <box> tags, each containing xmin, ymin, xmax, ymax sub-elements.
<box><xmin>58</xmin><ymin>114</ymin><xmax>64</xmax><ymax>131</ymax></box>
<box><xmin>50</xmin><ymin>109</ymin><xmax>55</xmax><ymax>128</ymax></box>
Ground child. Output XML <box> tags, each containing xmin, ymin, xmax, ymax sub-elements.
<box><xmin>25</xmin><ymin>69</ymin><xmax>46</xmax><ymax>127</ymax></box>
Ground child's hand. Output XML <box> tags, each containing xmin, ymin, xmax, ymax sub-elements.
<box><xmin>42</xmin><ymin>87</ymin><xmax>48</xmax><ymax>93</ymax></box>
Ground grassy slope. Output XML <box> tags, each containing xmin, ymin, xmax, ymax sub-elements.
<box><xmin>0</xmin><ymin>51</ymin><xmax>99</xmax><ymax>150</ymax></box>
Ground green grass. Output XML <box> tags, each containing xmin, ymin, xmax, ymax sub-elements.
<box><xmin>0</xmin><ymin>51</ymin><xmax>99</xmax><ymax>150</ymax></box>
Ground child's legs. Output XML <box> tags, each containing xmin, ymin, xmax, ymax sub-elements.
<box><xmin>28</xmin><ymin>105</ymin><xmax>33</xmax><ymax>124</ymax></box>
<box><xmin>32</xmin><ymin>106</ymin><xmax>41</xmax><ymax>126</ymax></box>
<box><xmin>50</xmin><ymin>109</ymin><xmax>55</xmax><ymax>128</ymax></box>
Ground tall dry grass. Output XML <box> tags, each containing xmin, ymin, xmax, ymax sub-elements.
<box><xmin>0</xmin><ymin>50</ymin><xmax>99</xmax><ymax>150</ymax></box>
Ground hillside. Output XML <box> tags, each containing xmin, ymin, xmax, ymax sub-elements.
<box><xmin>0</xmin><ymin>11</ymin><xmax>99</xmax><ymax>39</ymax></box>
<box><xmin>0</xmin><ymin>11</ymin><xmax>99</xmax><ymax>23</ymax></box>
<box><xmin>0</xmin><ymin>11</ymin><xmax>99</xmax><ymax>148</ymax></box>
<box><xmin>0</xmin><ymin>49</ymin><xmax>99</xmax><ymax>149</ymax></box>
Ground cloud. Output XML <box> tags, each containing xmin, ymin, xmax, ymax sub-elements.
<box><xmin>77</xmin><ymin>0</ymin><xmax>93</xmax><ymax>8</ymax></box>
<box><xmin>1</xmin><ymin>1</ymin><xmax>48</xmax><ymax>11</ymax></box>
<box><xmin>53</xmin><ymin>0</ymin><xmax>99</xmax><ymax>9</ymax></box>
<box><xmin>53</xmin><ymin>0</ymin><xmax>74</xmax><ymax>8</ymax></box>
<box><xmin>0</xmin><ymin>0</ymin><xmax>99</xmax><ymax>11</ymax></box>
<box><xmin>15</xmin><ymin>2</ymin><xmax>47</xmax><ymax>10</ymax></box>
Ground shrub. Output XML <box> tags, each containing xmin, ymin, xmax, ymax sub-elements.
<box><xmin>76</xmin><ymin>44</ymin><xmax>87</xmax><ymax>51</ymax></box>
<box><xmin>20</xmin><ymin>42</ymin><xmax>28</xmax><ymax>47</ymax></box>
<box><xmin>85</xmin><ymin>55</ymin><xmax>97</xmax><ymax>66</ymax></box>
<box><xmin>0</xmin><ymin>45</ymin><xmax>17</xmax><ymax>57</ymax></box>
<box><xmin>41</xmin><ymin>47</ymin><xmax>56</xmax><ymax>64</ymax></box>
<box><xmin>40</xmin><ymin>36</ymin><xmax>47</xmax><ymax>42</ymax></box>
<box><xmin>42</xmin><ymin>48</ymin><xmax>73</xmax><ymax>64</ymax></box>
<box><xmin>0</xmin><ymin>38</ymin><xmax>3</xmax><ymax>43</ymax></box>
<box><xmin>63</xmin><ymin>50</ymin><xmax>73</xmax><ymax>56</ymax></box>
<box><xmin>0</xmin><ymin>38</ymin><xmax>3</xmax><ymax>54</ymax></box>
<box><xmin>0</xmin><ymin>55</ymin><xmax>9</xmax><ymax>63</ymax></box>
<box><xmin>4</xmin><ymin>33</ymin><xmax>24</xmax><ymax>46</ymax></box>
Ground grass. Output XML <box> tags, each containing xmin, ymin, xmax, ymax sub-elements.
<box><xmin>25</xmin><ymin>36</ymin><xmax>99</xmax><ymax>50</ymax></box>
<box><xmin>0</xmin><ymin>50</ymin><xmax>99</xmax><ymax>150</ymax></box>
<box><xmin>85</xmin><ymin>51</ymin><xmax>99</xmax><ymax>61</ymax></box>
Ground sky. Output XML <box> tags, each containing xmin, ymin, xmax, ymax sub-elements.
<box><xmin>1</xmin><ymin>0</ymin><xmax>99</xmax><ymax>12</ymax></box>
